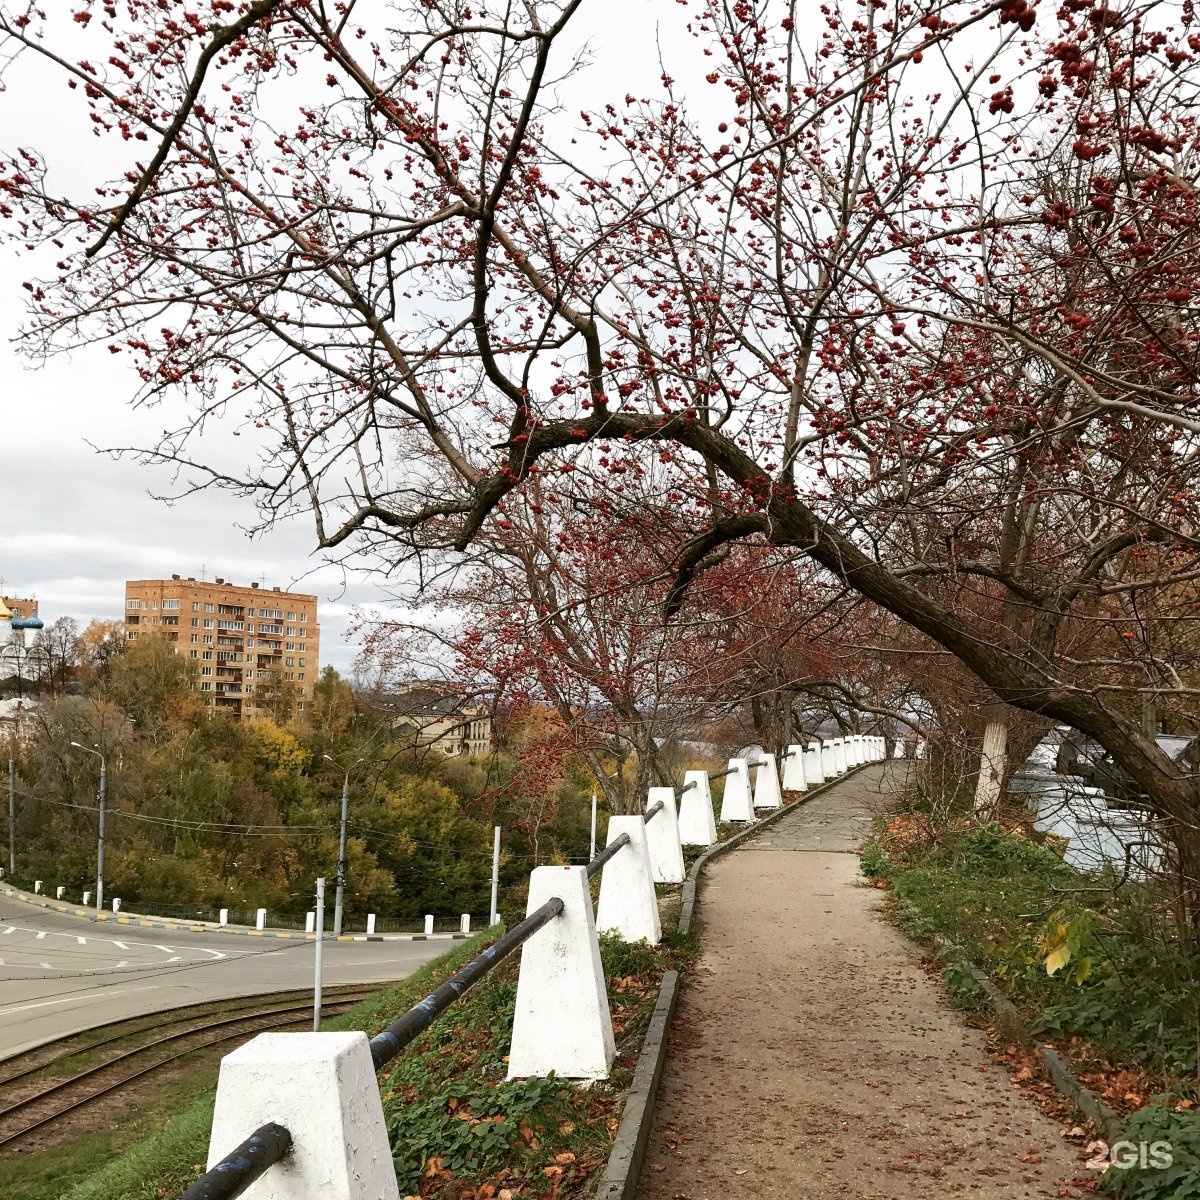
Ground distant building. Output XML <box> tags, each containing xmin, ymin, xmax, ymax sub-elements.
<box><xmin>0</xmin><ymin>595</ymin><xmax>45</xmax><ymax>696</ymax></box>
<box><xmin>388</xmin><ymin>683</ymin><xmax>491</xmax><ymax>757</ymax></box>
<box><xmin>124</xmin><ymin>575</ymin><xmax>320</xmax><ymax>720</ymax></box>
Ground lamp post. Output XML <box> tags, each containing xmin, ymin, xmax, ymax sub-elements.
<box><xmin>69</xmin><ymin>742</ymin><xmax>106</xmax><ymax>912</ymax></box>
<box><xmin>323</xmin><ymin>754</ymin><xmax>363</xmax><ymax>938</ymax></box>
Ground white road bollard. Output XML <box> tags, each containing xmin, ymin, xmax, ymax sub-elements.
<box><xmin>461</xmin><ymin>914</ymin><xmax>471</xmax><ymax>934</ymax></box>
<box><xmin>678</xmin><ymin>770</ymin><xmax>717</xmax><ymax>846</ymax></box>
<box><xmin>219</xmin><ymin>908</ymin><xmax>228</xmax><ymax>926</ymax></box>
<box><xmin>56</xmin><ymin>886</ymin><xmax>65</xmax><ymax>900</ymax></box>
<box><xmin>805</xmin><ymin>742</ymin><xmax>825</xmax><ymax>786</ymax></box>
<box><xmin>851</xmin><ymin>735</ymin><xmax>864</xmax><ymax>766</ymax></box>
<box><xmin>820</xmin><ymin>741</ymin><xmax>837</xmax><ymax>778</ymax></box>
<box><xmin>781</xmin><ymin>745</ymin><xmax>807</xmax><ymax>792</ymax></box>
<box><xmin>508</xmin><ymin>865</ymin><xmax>615</xmax><ymax>1080</ymax></box>
<box><xmin>894</xmin><ymin>740</ymin><xmax>906</xmax><ymax>758</ymax></box>
<box><xmin>718</xmin><ymin>758</ymin><xmax>755</xmax><ymax>822</ymax></box>
<box><xmin>752</xmin><ymin>754</ymin><xmax>783</xmax><ymax>810</ymax></box>
<box><xmin>305</xmin><ymin>912</ymin><xmax>316</xmax><ymax>934</ymax></box>
<box><xmin>112</xmin><ymin>898</ymin><xmax>121</xmax><ymax>913</ymax></box>
<box><xmin>596</xmin><ymin>817</ymin><xmax>661</xmax><ymax>945</ymax></box>
<box><xmin>424</xmin><ymin>914</ymin><xmax>434</xmax><ymax>936</ymax></box>
<box><xmin>366</xmin><ymin>913</ymin><xmax>376</xmax><ymax>935</ymax></box>
<box><xmin>33</xmin><ymin>880</ymin><xmax>41</xmax><ymax>894</ymax></box>
<box><xmin>643</xmin><ymin>787</ymin><xmax>686</xmax><ymax>884</ymax></box>
<box><xmin>206</xmin><ymin>1031</ymin><xmax>400</xmax><ymax>1200</ymax></box>
<box><xmin>255</xmin><ymin>908</ymin><xmax>267</xmax><ymax>931</ymax></box>
<box><xmin>82</xmin><ymin>891</ymin><xmax>91</xmax><ymax>905</ymax></box>
<box><xmin>833</xmin><ymin>738</ymin><xmax>848</xmax><ymax>774</ymax></box>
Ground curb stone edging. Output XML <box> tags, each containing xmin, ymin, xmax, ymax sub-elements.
<box><xmin>593</xmin><ymin>971</ymin><xmax>680</xmax><ymax>1200</ymax></box>
<box><xmin>918</xmin><ymin>927</ymin><xmax>1124</xmax><ymax>1142</ymax></box>
<box><xmin>595</xmin><ymin>762</ymin><xmax>877</xmax><ymax>1199</ymax></box>
<box><xmin>958</xmin><ymin>958</ymin><xmax>1123</xmax><ymax>1142</ymax></box>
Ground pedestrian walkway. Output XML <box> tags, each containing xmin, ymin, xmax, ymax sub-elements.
<box><xmin>637</xmin><ymin>763</ymin><xmax>1084</xmax><ymax>1199</ymax></box>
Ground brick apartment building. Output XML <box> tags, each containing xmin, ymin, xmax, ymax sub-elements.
<box><xmin>124</xmin><ymin>575</ymin><xmax>319</xmax><ymax>719</ymax></box>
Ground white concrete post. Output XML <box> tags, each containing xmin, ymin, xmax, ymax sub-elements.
<box><xmin>56</xmin><ymin>885</ymin><xmax>65</xmax><ymax>899</ymax></box>
<box><xmin>782</xmin><ymin>745</ymin><xmax>807</xmax><ymax>791</ymax></box>
<box><xmin>207</xmin><ymin>1031</ymin><xmax>400</xmax><ymax>1200</ymax></box>
<box><xmin>255</xmin><ymin>907</ymin><xmax>267</xmax><ymax>931</ymax></box>
<box><xmin>820</xmin><ymin>741</ymin><xmax>837</xmax><ymax>778</ymax></box>
<box><xmin>893</xmin><ymin>739</ymin><xmax>906</xmax><ymax>758</ymax></box>
<box><xmin>678</xmin><ymin>771</ymin><xmax>717</xmax><ymax>846</ymax></box>
<box><xmin>461</xmin><ymin>913</ymin><xmax>471</xmax><ymax>934</ymax></box>
<box><xmin>752</xmin><ymin>754</ymin><xmax>783</xmax><ymax>810</ymax></box>
<box><xmin>596</xmin><ymin>817</ymin><xmax>661</xmax><ymax>945</ymax></box>
<box><xmin>508</xmin><ymin>865</ymin><xmax>615</xmax><ymax>1080</ymax></box>
<box><xmin>366</xmin><ymin>913</ymin><xmax>376</xmax><ymax>935</ymax></box>
<box><xmin>112</xmin><ymin>897</ymin><xmax>121</xmax><ymax>912</ymax></box>
<box><xmin>833</xmin><ymin>738</ymin><xmax>848</xmax><ymax>774</ymax></box>
<box><xmin>424</xmin><ymin>914</ymin><xmax>434</xmax><ymax>936</ymax></box>
<box><xmin>82</xmin><ymin>891</ymin><xmax>91</xmax><ymax>906</ymax></box>
<box><xmin>805</xmin><ymin>742</ymin><xmax>825</xmax><ymax>786</ymax></box>
<box><xmin>719</xmin><ymin>758</ymin><xmax>755</xmax><ymax>822</ymax></box>
<box><xmin>219</xmin><ymin>908</ymin><xmax>228</xmax><ymax>926</ymax></box>
<box><xmin>643</xmin><ymin>787</ymin><xmax>685</xmax><ymax>883</ymax></box>
<box><xmin>33</xmin><ymin>880</ymin><xmax>41</xmax><ymax>894</ymax></box>
<box><xmin>851</xmin><ymin>735</ymin><xmax>864</xmax><ymax>766</ymax></box>
<box><xmin>915</xmin><ymin>738</ymin><xmax>926</xmax><ymax>760</ymax></box>
<box><xmin>305</xmin><ymin>911</ymin><xmax>316</xmax><ymax>934</ymax></box>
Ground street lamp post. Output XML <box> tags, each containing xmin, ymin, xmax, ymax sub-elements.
<box><xmin>323</xmin><ymin>755</ymin><xmax>362</xmax><ymax>938</ymax></box>
<box><xmin>69</xmin><ymin>742</ymin><xmax>106</xmax><ymax>912</ymax></box>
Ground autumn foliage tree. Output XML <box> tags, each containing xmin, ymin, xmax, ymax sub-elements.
<box><xmin>7</xmin><ymin>1</ymin><xmax>1200</xmax><ymax>909</ymax></box>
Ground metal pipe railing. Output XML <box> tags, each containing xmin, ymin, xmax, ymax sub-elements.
<box><xmin>177</xmin><ymin>1122</ymin><xmax>293</xmax><ymax>1200</ymax></box>
<box><xmin>369</xmin><ymin>896</ymin><xmax>564</xmax><ymax>1070</ymax></box>
<box><xmin>708</xmin><ymin>766</ymin><xmax>737</xmax><ymax>781</ymax></box>
<box><xmin>644</xmin><ymin>800</ymin><xmax>664</xmax><ymax>823</ymax></box>
<box><xmin>586</xmin><ymin>831</ymin><xmax>631</xmax><ymax>878</ymax></box>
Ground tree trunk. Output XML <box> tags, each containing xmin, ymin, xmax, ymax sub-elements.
<box><xmin>973</xmin><ymin>718</ymin><xmax>1008</xmax><ymax>821</ymax></box>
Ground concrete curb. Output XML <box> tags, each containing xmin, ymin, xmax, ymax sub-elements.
<box><xmin>592</xmin><ymin>970</ymin><xmax>680</xmax><ymax>1200</ymax></box>
<box><xmin>594</xmin><ymin>761</ymin><xmax>877</xmax><ymax>1200</ymax></box>
<box><xmin>959</xmin><ymin>959</ymin><xmax>1123</xmax><ymax>1141</ymax></box>
<box><xmin>0</xmin><ymin>885</ymin><xmax>468</xmax><ymax>942</ymax></box>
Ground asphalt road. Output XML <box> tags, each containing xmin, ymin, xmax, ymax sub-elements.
<box><xmin>0</xmin><ymin>893</ymin><xmax>452</xmax><ymax>1060</ymax></box>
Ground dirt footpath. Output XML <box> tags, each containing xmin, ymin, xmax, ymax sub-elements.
<box><xmin>637</xmin><ymin>763</ymin><xmax>1086</xmax><ymax>1199</ymax></box>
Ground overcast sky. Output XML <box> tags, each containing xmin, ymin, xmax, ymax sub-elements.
<box><xmin>0</xmin><ymin>0</ymin><xmax>686</xmax><ymax>679</ymax></box>
<box><xmin>0</xmin><ymin>1</ymin><xmax>996</xmax><ymax>679</ymax></box>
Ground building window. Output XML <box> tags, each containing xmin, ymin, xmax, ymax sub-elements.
<box><xmin>202</xmin><ymin>651</ymin><xmax>214</xmax><ymax>660</ymax></box>
<box><xmin>287</xmin><ymin>611</ymin><xmax>296</xmax><ymax>620</ymax></box>
<box><xmin>151</xmin><ymin>600</ymin><xmax>158</xmax><ymax>610</ymax></box>
<box><xmin>127</xmin><ymin>631</ymin><xmax>138</xmax><ymax>640</ymax></box>
<box><xmin>299</xmin><ymin>628</ymin><xmax>306</xmax><ymax>638</ymax></box>
<box><xmin>192</xmin><ymin>601</ymin><xmax>200</xmax><ymax>612</ymax></box>
<box><xmin>201</xmin><ymin>681</ymin><xmax>211</xmax><ymax>691</ymax></box>
<box><xmin>190</xmin><ymin>618</ymin><xmax>198</xmax><ymax>627</ymax></box>
<box><xmin>299</xmin><ymin>658</ymin><xmax>305</xmax><ymax>668</ymax></box>
<box><xmin>298</xmin><ymin>672</ymin><xmax>305</xmax><ymax>681</ymax></box>
<box><xmin>287</xmin><ymin>626</ymin><xmax>296</xmax><ymax>636</ymax></box>
<box><xmin>162</xmin><ymin>598</ymin><xmax>179</xmax><ymax>610</ymax></box>
<box><xmin>204</xmin><ymin>635</ymin><xmax>214</xmax><ymax>645</ymax></box>
<box><xmin>190</xmin><ymin>649</ymin><xmax>198</xmax><ymax>658</ymax></box>
<box><xmin>203</xmin><ymin>619</ymin><xmax>213</xmax><ymax>628</ymax></box>
<box><xmin>246</xmin><ymin>669</ymin><xmax>254</xmax><ymax>679</ymax></box>
<box><xmin>189</xmin><ymin>634</ymin><xmax>198</xmax><ymax>643</ymax></box>
<box><xmin>286</xmin><ymin>642</ymin><xmax>295</xmax><ymax>651</ymax></box>
<box><xmin>201</xmin><ymin>667</ymin><xmax>213</xmax><ymax>676</ymax></box>
<box><xmin>204</xmin><ymin>603</ymin><xmax>214</xmax><ymax>613</ymax></box>
<box><xmin>299</xmin><ymin>613</ymin><xmax>307</xmax><ymax>622</ymax></box>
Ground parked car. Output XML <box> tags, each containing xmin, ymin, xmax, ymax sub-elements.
<box><xmin>1084</xmin><ymin>734</ymin><xmax>1199</xmax><ymax>805</ymax></box>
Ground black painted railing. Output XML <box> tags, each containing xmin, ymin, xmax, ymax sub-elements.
<box><xmin>177</xmin><ymin>1123</ymin><xmax>292</xmax><ymax>1200</ymax></box>
<box><xmin>176</xmin><ymin>794</ymin><xmax>670</xmax><ymax>1199</ymax></box>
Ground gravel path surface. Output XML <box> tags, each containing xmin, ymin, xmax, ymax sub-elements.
<box><xmin>637</xmin><ymin>763</ymin><xmax>1086</xmax><ymax>1199</ymax></box>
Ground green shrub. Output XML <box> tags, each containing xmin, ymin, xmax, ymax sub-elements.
<box><xmin>1103</xmin><ymin>1107</ymin><xmax>1200</xmax><ymax>1198</ymax></box>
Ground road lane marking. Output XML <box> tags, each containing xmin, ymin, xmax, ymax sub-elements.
<box><xmin>113</xmin><ymin>941</ymin><xmax>129</xmax><ymax>949</ymax></box>
<box><xmin>0</xmin><ymin>984</ymin><xmax>157</xmax><ymax>1018</ymax></box>
<box><xmin>153</xmin><ymin>945</ymin><xmax>174</xmax><ymax>954</ymax></box>
<box><xmin>76</xmin><ymin>936</ymin><xmax>87</xmax><ymax>944</ymax></box>
<box><xmin>39</xmin><ymin>961</ymin><xmax>52</xmax><ymax>969</ymax></box>
<box><xmin>35</xmin><ymin>931</ymin><xmax>46</xmax><ymax>940</ymax></box>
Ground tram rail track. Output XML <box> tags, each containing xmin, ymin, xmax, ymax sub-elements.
<box><xmin>0</xmin><ymin>987</ymin><xmax>375</xmax><ymax>1153</ymax></box>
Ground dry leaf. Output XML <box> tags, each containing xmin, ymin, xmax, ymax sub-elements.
<box><xmin>554</xmin><ymin>1152</ymin><xmax>575</xmax><ymax>1165</ymax></box>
